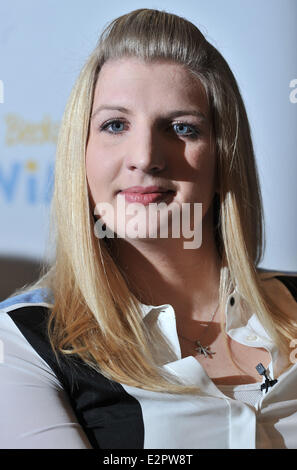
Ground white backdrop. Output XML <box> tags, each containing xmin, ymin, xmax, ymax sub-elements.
<box><xmin>0</xmin><ymin>0</ymin><xmax>296</xmax><ymax>270</ymax></box>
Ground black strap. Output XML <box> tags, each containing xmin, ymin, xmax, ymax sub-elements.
<box><xmin>275</xmin><ymin>275</ymin><xmax>297</xmax><ymax>302</ymax></box>
<box><xmin>7</xmin><ymin>305</ymin><xmax>145</xmax><ymax>449</ymax></box>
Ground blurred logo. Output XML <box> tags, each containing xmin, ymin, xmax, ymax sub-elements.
<box><xmin>0</xmin><ymin>160</ymin><xmax>54</xmax><ymax>205</ymax></box>
<box><xmin>5</xmin><ymin>113</ymin><xmax>59</xmax><ymax>145</ymax></box>
<box><xmin>0</xmin><ymin>113</ymin><xmax>57</xmax><ymax>205</ymax></box>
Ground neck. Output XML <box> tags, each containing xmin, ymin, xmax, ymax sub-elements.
<box><xmin>109</xmin><ymin>209</ymin><xmax>222</xmax><ymax>322</ymax></box>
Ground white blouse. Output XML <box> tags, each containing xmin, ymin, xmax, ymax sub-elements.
<box><xmin>216</xmin><ymin>383</ymin><xmax>263</xmax><ymax>407</ymax></box>
<box><xmin>0</xmin><ymin>269</ymin><xmax>297</xmax><ymax>449</ymax></box>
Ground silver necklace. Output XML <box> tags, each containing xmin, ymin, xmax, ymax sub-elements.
<box><xmin>178</xmin><ymin>303</ymin><xmax>219</xmax><ymax>358</ymax></box>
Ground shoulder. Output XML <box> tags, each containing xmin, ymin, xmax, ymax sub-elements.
<box><xmin>0</xmin><ymin>287</ymin><xmax>62</xmax><ymax>389</ymax></box>
<box><xmin>0</xmin><ymin>287</ymin><xmax>55</xmax><ymax>360</ymax></box>
<box><xmin>0</xmin><ymin>287</ymin><xmax>54</xmax><ymax>313</ymax></box>
<box><xmin>0</xmin><ymin>288</ymin><xmax>92</xmax><ymax>393</ymax></box>
<box><xmin>257</xmin><ymin>268</ymin><xmax>297</xmax><ymax>318</ymax></box>
<box><xmin>0</xmin><ymin>289</ymin><xmax>92</xmax><ymax>448</ymax></box>
<box><xmin>257</xmin><ymin>268</ymin><xmax>297</xmax><ymax>300</ymax></box>
<box><xmin>0</xmin><ymin>287</ymin><xmax>54</xmax><ymax>335</ymax></box>
<box><xmin>273</xmin><ymin>274</ymin><xmax>297</xmax><ymax>302</ymax></box>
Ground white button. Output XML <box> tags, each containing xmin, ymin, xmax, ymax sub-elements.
<box><xmin>246</xmin><ymin>334</ymin><xmax>258</xmax><ymax>341</ymax></box>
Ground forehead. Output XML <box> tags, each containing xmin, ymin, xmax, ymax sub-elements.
<box><xmin>93</xmin><ymin>57</ymin><xmax>208</xmax><ymax>111</ymax></box>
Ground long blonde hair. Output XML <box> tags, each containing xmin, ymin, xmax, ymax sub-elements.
<box><xmin>29</xmin><ymin>8</ymin><xmax>296</xmax><ymax>393</ymax></box>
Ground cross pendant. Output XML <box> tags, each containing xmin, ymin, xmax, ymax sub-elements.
<box><xmin>195</xmin><ymin>340</ymin><xmax>216</xmax><ymax>358</ymax></box>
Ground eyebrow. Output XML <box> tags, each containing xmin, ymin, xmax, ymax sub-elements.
<box><xmin>91</xmin><ymin>105</ymin><xmax>206</xmax><ymax>121</ymax></box>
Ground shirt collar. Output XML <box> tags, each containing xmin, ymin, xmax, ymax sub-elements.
<box><xmin>138</xmin><ymin>269</ymin><xmax>293</xmax><ymax>327</ymax></box>
<box><xmin>137</xmin><ymin>271</ymin><xmax>295</xmax><ymax>376</ymax></box>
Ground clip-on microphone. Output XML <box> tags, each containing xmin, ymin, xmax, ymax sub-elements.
<box><xmin>256</xmin><ymin>363</ymin><xmax>278</xmax><ymax>393</ymax></box>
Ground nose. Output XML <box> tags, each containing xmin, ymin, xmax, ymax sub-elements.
<box><xmin>125</xmin><ymin>128</ymin><xmax>166</xmax><ymax>174</ymax></box>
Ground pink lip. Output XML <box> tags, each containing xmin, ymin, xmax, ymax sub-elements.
<box><xmin>119</xmin><ymin>186</ymin><xmax>175</xmax><ymax>205</ymax></box>
<box><xmin>121</xmin><ymin>186</ymin><xmax>173</xmax><ymax>194</ymax></box>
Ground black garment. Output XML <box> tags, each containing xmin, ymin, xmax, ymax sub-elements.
<box><xmin>1</xmin><ymin>273</ymin><xmax>297</xmax><ymax>449</ymax></box>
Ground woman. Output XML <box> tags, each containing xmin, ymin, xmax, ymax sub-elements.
<box><xmin>0</xmin><ymin>8</ymin><xmax>297</xmax><ymax>449</ymax></box>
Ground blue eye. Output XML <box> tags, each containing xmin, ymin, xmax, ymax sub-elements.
<box><xmin>100</xmin><ymin>120</ymin><xmax>125</xmax><ymax>133</ymax></box>
<box><xmin>100</xmin><ymin>119</ymin><xmax>199</xmax><ymax>139</ymax></box>
<box><xmin>173</xmin><ymin>122</ymin><xmax>199</xmax><ymax>138</ymax></box>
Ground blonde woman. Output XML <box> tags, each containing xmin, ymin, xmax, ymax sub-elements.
<box><xmin>1</xmin><ymin>8</ymin><xmax>297</xmax><ymax>449</ymax></box>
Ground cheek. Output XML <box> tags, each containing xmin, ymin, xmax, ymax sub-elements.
<box><xmin>185</xmin><ymin>147</ymin><xmax>217</xmax><ymax>198</ymax></box>
<box><xmin>187</xmin><ymin>143</ymin><xmax>216</xmax><ymax>179</ymax></box>
<box><xmin>85</xmin><ymin>141</ymin><xmax>121</xmax><ymax>203</ymax></box>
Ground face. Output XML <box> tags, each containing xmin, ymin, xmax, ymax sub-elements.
<box><xmin>86</xmin><ymin>57</ymin><xmax>217</xmax><ymax>243</ymax></box>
